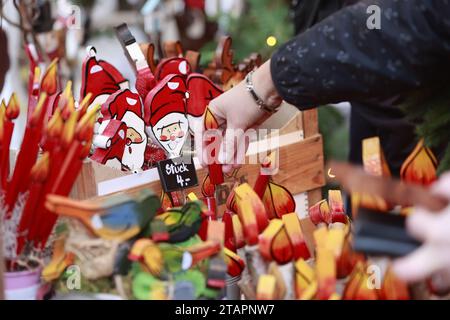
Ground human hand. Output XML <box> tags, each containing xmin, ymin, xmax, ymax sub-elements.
<box><xmin>195</xmin><ymin>60</ymin><xmax>282</xmax><ymax>173</ymax></box>
<box><xmin>393</xmin><ymin>172</ymin><xmax>450</xmax><ymax>287</ymax></box>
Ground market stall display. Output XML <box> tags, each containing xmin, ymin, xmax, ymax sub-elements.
<box><xmin>2</xmin><ymin>0</ymin><xmax>446</xmax><ymax>302</ymax></box>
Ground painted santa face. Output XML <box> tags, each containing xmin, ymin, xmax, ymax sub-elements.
<box><xmin>152</xmin><ymin>114</ymin><xmax>189</xmax><ymax>158</ymax></box>
<box><xmin>158</xmin><ymin>121</ymin><xmax>186</xmax><ymax>150</ymax></box>
<box><xmin>114</xmin><ymin>106</ymin><xmax>147</xmax><ymax>171</ymax></box>
<box><xmin>159</xmin><ymin>122</ymin><xmax>184</xmax><ymax>141</ymax></box>
<box><xmin>126</xmin><ymin>128</ymin><xmax>144</xmax><ymax>145</ymax></box>
<box><xmin>144</xmin><ymin>74</ymin><xmax>190</xmax><ymax>159</ymax></box>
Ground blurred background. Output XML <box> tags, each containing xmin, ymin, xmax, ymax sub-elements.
<box><xmin>0</xmin><ymin>0</ymin><xmax>349</xmax><ymax>163</ymax></box>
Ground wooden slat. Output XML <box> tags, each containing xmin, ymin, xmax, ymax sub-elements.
<box><xmin>303</xmin><ymin>108</ymin><xmax>319</xmax><ymax>138</ymax></box>
<box><xmin>303</xmin><ymin>108</ymin><xmax>323</xmax><ymax>208</ymax></box>
<box><xmin>307</xmin><ymin>189</ymin><xmax>323</xmax><ymax>208</ymax></box>
<box><xmin>71</xmin><ymin>162</ymin><xmax>98</xmax><ymax>200</ymax></box>
<box><xmin>300</xmin><ymin>217</ymin><xmax>317</xmax><ymax>259</ymax></box>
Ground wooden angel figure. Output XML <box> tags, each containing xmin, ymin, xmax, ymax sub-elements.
<box><xmin>144</xmin><ymin>74</ymin><xmax>190</xmax><ymax>159</ymax></box>
<box><xmin>95</xmin><ymin>89</ymin><xmax>148</xmax><ymax>171</ymax></box>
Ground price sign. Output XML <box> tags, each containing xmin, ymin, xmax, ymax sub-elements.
<box><xmin>157</xmin><ymin>156</ymin><xmax>199</xmax><ymax>193</ymax></box>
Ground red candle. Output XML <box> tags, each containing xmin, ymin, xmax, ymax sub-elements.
<box><xmin>1</xmin><ymin>94</ymin><xmax>20</xmax><ymax>189</ymax></box>
<box><xmin>59</xmin><ymin>81</ymin><xmax>75</xmax><ymax>121</ymax></box>
<box><xmin>41</xmin><ymin>108</ymin><xmax>63</xmax><ymax>153</ymax></box>
<box><xmin>40</xmin><ymin>59</ymin><xmax>59</xmax><ymax>97</ymax></box>
<box><xmin>25</xmin><ymin>109</ymin><xmax>64</xmax><ymax>245</ymax></box>
<box><xmin>16</xmin><ymin>152</ymin><xmax>50</xmax><ymax>254</ymax></box>
<box><xmin>76</xmin><ymin>93</ymin><xmax>92</xmax><ymax>120</ymax></box>
<box><xmin>27</xmin><ymin>109</ymin><xmax>78</xmax><ymax>245</ymax></box>
<box><xmin>4</xmin><ymin>93</ymin><xmax>48</xmax><ymax>214</ymax></box>
<box><xmin>35</xmin><ymin>107</ymin><xmax>97</xmax><ymax>247</ymax></box>
<box><xmin>203</xmin><ymin>108</ymin><xmax>224</xmax><ymax>185</ymax></box>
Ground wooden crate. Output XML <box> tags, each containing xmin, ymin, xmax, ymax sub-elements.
<box><xmin>71</xmin><ymin>106</ymin><xmax>325</xmax><ymax>212</ymax></box>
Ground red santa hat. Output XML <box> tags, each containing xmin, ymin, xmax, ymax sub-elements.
<box><xmin>154</xmin><ymin>57</ymin><xmax>191</xmax><ymax>82</ymax></box>
<box><xmin>101</xmin><ymin>89</ymin><xmax>143</xmax><ymax>120</ymax></box>
<box><xmin>144</xmin><ymin>74</ymin><xmax>188</xmax><ymax>128</ymax></box>
<box><xmin>186</xmin><ymin>73</ymin><xmax>223</xmax><ymax>118</ymax></box>
<box><xmin>80</xmin><ymin>47</ymin><xmax>127</xmax><ymax>103</ymax></box>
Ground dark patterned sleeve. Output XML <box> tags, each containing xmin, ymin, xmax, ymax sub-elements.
<box><xmin>271</xmin><ymin>0</ymin><xmax>450</xmax><ymax>109</ymax></box>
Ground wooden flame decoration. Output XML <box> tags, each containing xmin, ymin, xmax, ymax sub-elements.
<box><xmin>400</xmin><ymin>139</ymin><xmax>437</xmax><ymax>186</ymax></box>
<box><xmin>256</xmin><ymin>274</ymin><xmax>277</xmax><ymax>300</ymax></box>
<box><xmin>234</xmin><ymin>183</ymin><xmax>269</xmax><ymax>245</ymax></box>
<box><xmin>259</xmin><ymin>213</ymin><xmax>310</xmax><ymax>265</ymax></box>
<box><xmin>223</xmin><ymin>247</ymin><xmax>246</xmax><ymax>277</ymax></box>
<box><xmin>353</xmin><ymin>137</ymin><xmax>393</xmax><ymax>214</ymax></box>
<box><xmin>40</xmin><ymin>59</ymin><xmax>59</xmax><ymax>96</ymax></box>
<box><xmin>309</xmin><ymin>190</ymin><xmax>347</xmax><ymax>225</ymax></box>
<box><xmin>254</xmin><ymin>152</ymin><xmax>296</xmax><ymax>219</ymax></box>
<box><xmin>336</xmin><ymin>232</ymin><xmax>363</xmax><ymax>279</ymax></box>
<box><xmin>259</xmin><ymin>219</ymin><xmax>294</xmax><ymax>265</ymax></box>
<box><xmin>379</xmin><ymin>267</ymin><xmax>410</xmax><ymax>300</ymax></box>
<box><xmin>282</xmin><ymin>213</ymin><xmax>310</xmax><ymax>260</ymax></box>
<box><xmin>309</xmin><ymin>199</ymin><xmax>330</xmax><ymax>225</ymax></box>
<box><xmin>201</xmin><ymin>174</ymin><xmax>215</xmax><ymax>198</ymax></box>
<box><xmin>342</xmin><ymin>262</ymin><xmax>379</xmax><ymax>300</ymax></box>
<box><xmin>231</xmin><ymin>214</ymin><xmax>246</xmax><ymax>250</ymax></box>
<box><xmin>328</xmin><ymin>190</ymin><xmax>347</xmax><ymax>224</ymax></box>
<box><xmin>226</xmin><ymin>188</ymin><xmax>238</xmax><ymax>213</ymax></box>
<box><xmin>313</xmin><ymin>227</ymin><xmax>337</xmax><ymax>300</ymax></box>
<box><xmin>6</xmin><ymin>93</ymin><xmax>20</xmax><ymax>120</ymax></box>
<box><xmin>343</xmin><ymin>261</ymin><xmax>409</xmax><ymax>300</ymax></box>
<box><xmin>262</xmin><ymin>180</ymin><xmax>296</xmax><ymax>219</ymax></box>
<box><xmin>295</xmin><ymin>259</ymin><xmax>317</xmax><ymax>299</ymax></box>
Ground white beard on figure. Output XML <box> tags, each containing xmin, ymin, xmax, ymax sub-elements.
<box><xmin>122</xmin><ymin>139</ymin><xmax>146</xmax><ymax>171</ymax></box>
<box><xmin>120</xmin><ymin>110</ymin><xmax>147</xmax><ymax>171</ymax></box>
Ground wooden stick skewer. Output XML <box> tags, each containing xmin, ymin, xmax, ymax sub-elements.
<box><xmin>328</xmin><ymin>161</ymin><xmax>449</xmax><ymax>212</ymax></box>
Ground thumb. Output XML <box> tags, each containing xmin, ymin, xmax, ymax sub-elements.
<box><xmin>193</xmin><ymin>117</ymin><xmax>206</xmax><ymax>167</ymax></box>
<box><xmin>218</xmin><ymin>126</ymin><xmax>244</xmax><ymax>173</ymax></box>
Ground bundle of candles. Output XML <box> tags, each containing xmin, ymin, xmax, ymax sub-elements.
<box><xmin>0</xmin><ymin>60</ymin><xmax>97</xmax><ymax>269</ymax></box>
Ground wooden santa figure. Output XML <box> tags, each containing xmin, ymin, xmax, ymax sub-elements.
<box><xmin>80</xmin><ymin>47</ymin><xmax>129</xmax><ymax>111</ymax></box>
<box><xmin>94</xmin><ymin>89</ymin><xmax>148</xmax><ymax>171</ymax></box>
<box><xmin>144</xmin><ymin>74</ymin><xmax>190</xmax><ymax>159</ymax></box>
